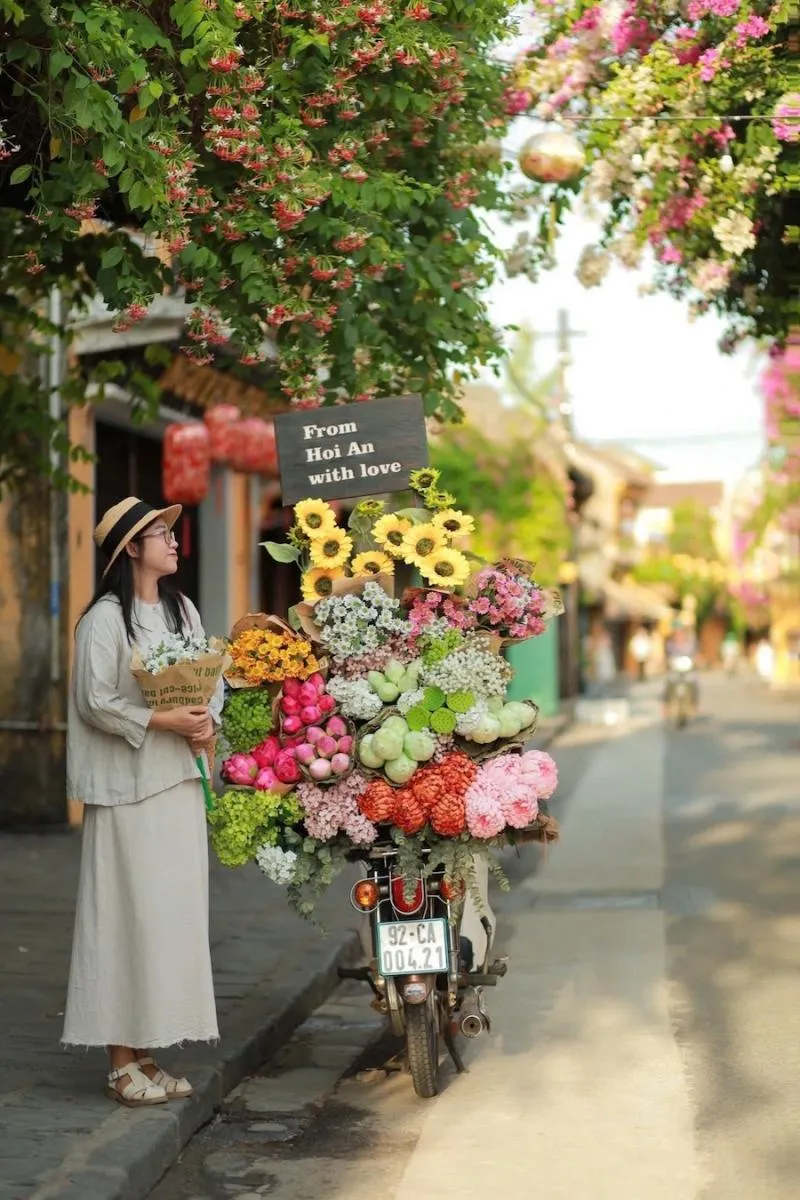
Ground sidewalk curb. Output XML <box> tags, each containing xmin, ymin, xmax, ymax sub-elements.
<box><xmin>30</xmin><ymin>930</ymin><xmax>361</xmax><ymax>1200</ymax></box>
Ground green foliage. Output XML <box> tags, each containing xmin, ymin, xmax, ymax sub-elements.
<box><xmin>0</xmin><ymin>0</ymin><xmax>520</xmax><ymax>489</ymax></box>
<box><xmin>220</xmin><ymin>687</ymin><xmax>274</xmax><ymax>755</ymax></box>
<box><xmin>668</xmin><ymin>501</ymin><xmax>720</xmax><ymax>561</ymax></box>
<box><xmin>431</xmin><ymin>424</ymin><xmax>570</xmax><ymax>585</ymax></box>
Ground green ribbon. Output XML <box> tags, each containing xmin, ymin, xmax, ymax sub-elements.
<box><xmin>196</xmin><ymin>755</ymin><xmax>215</xmax><ymax>813</ymax></box>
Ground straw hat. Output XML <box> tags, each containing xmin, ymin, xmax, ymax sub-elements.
<box><xmin>94</xmin><ymin>497</ymin><xmax>182</xmax><ymax>574</ymax></box>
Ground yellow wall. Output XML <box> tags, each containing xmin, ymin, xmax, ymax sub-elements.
<box><xmin>770</xmin><ymin>593</ymin><xmax>800</xmax><ymax>688</ymax></box>
<box><xmin>67</xmin><ymin>405</ymin><xmax>95</xmax><ymax>825</ymax></box>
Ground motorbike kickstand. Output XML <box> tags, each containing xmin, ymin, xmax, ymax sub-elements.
<box><xmin>443</xmin><ymin>1021</ymin><xmax>468</xmax><ymax>1074</ymax></box>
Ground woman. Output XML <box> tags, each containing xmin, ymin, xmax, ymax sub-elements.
<box><xmin>62</xmin><ymin>497</ymin><xmax>223</xmax><ymax>1107</ymax></box>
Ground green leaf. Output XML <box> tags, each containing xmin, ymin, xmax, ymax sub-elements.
<box><xmin>49</xmin><ymin>49</ymin><xmax>72</xmax><ymax>77</ymax></box>
<box><xmin>9</xmin><ymin>164</ymin><xmax>33</xmax><ymax>185</ymax></box>
<box><xmin>261</xmin><ymin>541</ymin><xmax>301</xmax><ymax>565</ymax></box>
<box><xmin>101</xmin><ymin>246</ymin><xmax>125</xmax><ymax>269</ymax></box>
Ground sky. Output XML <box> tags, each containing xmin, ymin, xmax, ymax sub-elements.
<box><xmin>480</xmin><ymin>128</ymin><xmax>767</xmax><ymax>486</ymax></box>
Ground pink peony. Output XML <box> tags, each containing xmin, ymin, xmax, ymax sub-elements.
<box><xmin>465</xmin><ymin>790</ymin><xmax>507</xmax><ymax>839</ymax></box>
<box><xmin>519</xmin><ymin>750</ymin><xmax>559</xmax><ymax>800</ymax></box>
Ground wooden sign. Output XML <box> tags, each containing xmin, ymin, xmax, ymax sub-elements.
<box><xmin>274</xmin><ymin>394</ymin><xmax>429</xmax><ymax>505</ymax></box>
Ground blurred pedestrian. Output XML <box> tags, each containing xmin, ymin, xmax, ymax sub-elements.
<box><xmin>755</xmin><ymin>637</ymin><xmax>774</xmax><ymax>682</ymax></box>
<box><xmin>629</xmin><ymin>626</ymin><xmax>653</xmax><ymax>682</ymax></box>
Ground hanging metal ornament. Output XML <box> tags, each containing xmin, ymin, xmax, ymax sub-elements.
<box><xmin>519</xmin><ymin>128</ymin><xmax>586</xmax><ymax>184</ymax></box>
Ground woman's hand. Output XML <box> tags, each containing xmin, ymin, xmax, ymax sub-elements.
<box><xmin>150</xmin><ymin>706</ymin><xmax>210</xmax><ymax>739</ymax></box>
<box><xmin>187</xmin><ymin>713</ymin><xmax>215</xmax><ymax>756</ymax></box>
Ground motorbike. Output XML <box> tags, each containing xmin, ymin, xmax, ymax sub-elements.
<box><xmin>665</xmin><ymin>654</ymin><xmax>698</xmax><ymax>729</ymax></box>
<box><xmin>339</xmin><ymin>841</ymin><xmax>508</xmax><ymax>1099</ymax></box>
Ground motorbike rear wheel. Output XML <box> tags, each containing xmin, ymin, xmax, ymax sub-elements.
<box><xmin>405</xmin><ymin>994</ymin><xmax>440</xmax><ymax>1099</ymax></box>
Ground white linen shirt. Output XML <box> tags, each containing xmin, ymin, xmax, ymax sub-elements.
<box><xmin>67</xmin><ymin>595</ymin><xmax>224</xmax><ymax>807</ymax></box>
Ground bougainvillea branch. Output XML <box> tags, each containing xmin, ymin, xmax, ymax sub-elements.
<box><xmin>507</xmin><ymin>0</ymin><xmax>799</xmax><ymax>350</ymax></box>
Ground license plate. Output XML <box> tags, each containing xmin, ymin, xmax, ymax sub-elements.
<box><xmin>376</xmin><ymin>918</ymin><xmax>449</xmax><ymax>977</ymax></box>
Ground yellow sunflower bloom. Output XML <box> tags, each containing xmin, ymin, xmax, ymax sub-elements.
<box><xmin>419</xmin><ymin>547</ymin><xmax>471</xmax><ymax>589</ymax></box>
<box><xmin>295</xmin><ymin>498</ymin><xmax>337</xmax><ymax>538</ymax></box>
<box><xmin>308</xmin><ymin>528</ymin><xmax>353</xmax><ymax>569</ymax></box>
<box><xmin>352</xmin><ymin>551</ymin><xmax>395</xmax><ymax>579</ymax></box>
<box><xmin>400</xmin><ymin>522</ymin><xmax>446</xmax><ymax>568</ymax></box>
<box><xmin>409</xmin><ymin>467</ymin><xmax>440</xmax><ymax>494</ymax></box>
<box><xmin>373</xmin><ymin>513</ymin><xmax>412</xmax><ymax>557</ymax></box>
<box><xmin>301</xmin><ymin>567</ymin><xmax>343</xmax><ymax>604</ymax></box>
<box><xmin>431</xmin><ymin>509</ymin><xmax>476</xmax><ymax>540</ymax></box>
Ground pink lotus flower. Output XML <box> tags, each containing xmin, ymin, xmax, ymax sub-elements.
<box><xmin>274</xmin><ymin>749</ymin><xmax>302</xmax><ymax>785</ymax></box>
<box><xmin>252</xmin><ymin>736</ymin><xmax>280</xmax><ymax>770</ymax></box>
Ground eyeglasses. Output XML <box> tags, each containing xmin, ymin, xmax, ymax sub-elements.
<box><xmin>139</xmin><ymin>528</ymin><xmax>178</xmax><ymax>547</ymax></box>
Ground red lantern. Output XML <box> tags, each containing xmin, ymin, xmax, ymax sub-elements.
<box><xmin>229</xmin><ymin>417</ymin><xmax>278</xmax><ymax>476</ymax></box>
<box><xmin>162</xmin><ymin>422</ymin><xmax>211</xmax><ymax>505</ymax></box>
<box><xmin>204</xmin><ymin>404</ymin><xmax>241</xmax><ymax>463</ymax></box>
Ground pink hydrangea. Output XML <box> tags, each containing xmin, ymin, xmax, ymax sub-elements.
<box><xmin>298</xmin><ymin>773</ymin><xmax>377</xmax><ymax>845</ymax></box>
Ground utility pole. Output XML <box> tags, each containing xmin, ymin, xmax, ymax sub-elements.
<box><xmin>539</xmin><ymin>309</ymin><xmax>587</xmax><ymax>699</ymax></box>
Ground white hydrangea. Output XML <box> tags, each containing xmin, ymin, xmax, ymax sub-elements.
<box><xmin>456</xmin><ymin>698</ymin><xmax>488</xmax><ymax>736</ymax></box>
<box><xmin>142</xmin><ymin>632</ymin><xmax>211</xmax><ymax>674</ymax></box>
<box><xmin>326</xmin><ymin>675</ymin><xmax>383</xmax><ymax>720</ymax></box>
<box><xmin>256</xmin><ymin>844</ymin><xmax>298</xmax><ymax>886</ymax></box>
<box><xmin>397</xmin><ymin>688</ymin><xmax>425</xmax><ymax>715</ymax></box>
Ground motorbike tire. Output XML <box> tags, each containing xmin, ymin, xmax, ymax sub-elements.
<box><xmin>405</xmin><ymin>995</ymin><xmax>440</xmax><ymax>1099</ymax></box>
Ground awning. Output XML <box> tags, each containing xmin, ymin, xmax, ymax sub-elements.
<box><xmin>600</xmin><ymin>578</ymin><xmax>673</xmax><ymax>622</ymax></box>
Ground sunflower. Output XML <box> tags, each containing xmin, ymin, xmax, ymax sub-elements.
<box><xmin>354</xmin><ymin>498</ymin><xmax>386</xmax><ymax>519</ymax></box>
<box><xmin>409</xmin><ymin>467</ymin><xmax>440</xmax><ymax>495</ymax></box>
<box><xmin>373</xmin><ymin>513</ymin><xmax>412</xmax><ymax>557</ymax></box>
<box><xmin>431</xmin><ymin>509</ymin><xmax>476</xmax><ymax>539</ymax></box>
<box><xmin>301</xmin><ymin>567</ymin><xmax>343</xmax><ymax>604</ymax></box>
<box><xmin>400</xmin><ymin>522</ymin><xmax>446</xmax><ymax>568</ymax></box>
<box><xmin>294</xmin><ymin>499</ymin><xmax>337</xmax><ymax>538</ymax></box>
<box><xmin>419</xmin><ymin>547</ymin><xmax>471</xmax><ymax>589</ymax></box>
<box><xmin>352</xmin><ymin>550</ymin><xmax>395</xmax><ymax>578</ymax></box>
<box><xmin>423</xmin><ymin>487</ymin><xmax>457</xmax><ymax>512</ymax></box>
<box><xmin>309</xmin><ymin>527</ymin><xmax>353</xmax><ymax>569</ymax></box>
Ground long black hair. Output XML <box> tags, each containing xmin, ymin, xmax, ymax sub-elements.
<box><xmin>81</xmin><ymin>532</ymin><xmax>188</xmax><ymax>644</ymax></box>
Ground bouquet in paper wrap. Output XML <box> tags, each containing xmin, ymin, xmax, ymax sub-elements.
<box><xmin>131</xmin><ymin>632</ymin><xmax>231</xmax><ymax>810</ymax></box>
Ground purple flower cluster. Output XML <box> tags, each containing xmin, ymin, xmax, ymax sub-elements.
<box><xmin>297</xmin><ymin>773</ymin><xmax>378</xmax><ymax>845</ymax></box>
<box><xmin>466</xmin><ymin>564</ymin><xmax>547</xmax><ymax>640</ymax></box>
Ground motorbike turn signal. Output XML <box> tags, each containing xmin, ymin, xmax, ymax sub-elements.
<box><xmin>351</xmin><ymin>880</ymin><xmax>380</xmax><ymax>912</ymax></box>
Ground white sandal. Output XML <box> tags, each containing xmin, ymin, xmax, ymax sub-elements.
<box><xmin>136</xmin><ymin>1056</ymin><xmax>193</xmax><ymax>1100</ymax></box>
<box><xmin>106</xmin><ymin>1062</ymin><xmax>168</xmax><ymax>1107</ymax></box>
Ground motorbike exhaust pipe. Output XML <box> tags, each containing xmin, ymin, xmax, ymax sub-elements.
<box><xmin>459</xmin><ymin>986</ymin><xmax>488</xmax><ymax>1039</ymax></box>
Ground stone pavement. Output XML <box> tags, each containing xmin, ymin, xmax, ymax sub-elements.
<box><xmin>0</xmin><ymin>712</ymin><xmax>570</xmax><ymax>1200</ymax></box>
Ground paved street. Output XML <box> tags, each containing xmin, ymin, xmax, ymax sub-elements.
<box><xmin>148</xmin><ymin>673</ymin><xmax>800</xmax><ymax>1200</ymax></box>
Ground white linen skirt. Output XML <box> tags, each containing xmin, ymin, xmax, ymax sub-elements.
<box><xmin>62</xmin><ymin>780</ymin><xmax>219</xmax><ymax>1048</ymax></box>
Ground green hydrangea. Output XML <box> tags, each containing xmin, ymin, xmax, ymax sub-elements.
<box><xmin>430</xmin><ymin>707</ymin><xmax>457</xmax><ymax>735</ymax></box>
<box><xmin>446</xmin><ymin>690</ymin><xmax>475</xmax><ymax>714</ymax></box>
<box><xmin>220</xmin><ymin>688</ymin><xmax>274</xmax><ymax>755</ymax></box>
<box><xmin>420</xmin><ymin>628</ymin><xmax>465</xmax><ymax>666</ymax></box>
<box><xmin>208</xmin><ymin>788</ymin><xmax>302</xmax><ymax>868</ymax></box>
